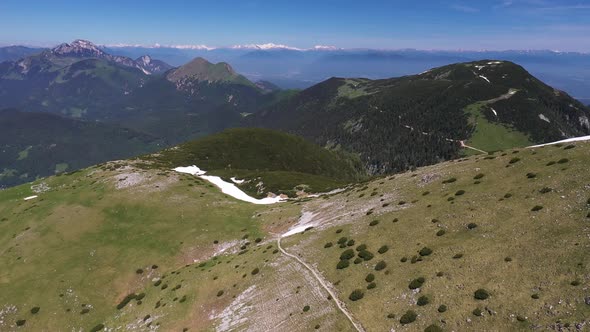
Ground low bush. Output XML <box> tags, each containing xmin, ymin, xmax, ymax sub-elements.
<box><xmin>504</xmin><ymin>257</ymin><xmax>512</xmax><ymax>262</ymax></box>
<box><xmin>473</xmin><ymin>173</ymin><xmax>485</xmax><ymax>179</ymax></box>
<box><xmin>251</xmin><ymin>268</ymin><xmax>260</xmax><ymax>275</ymax></box>
<box><xmin>453</xmin><ymin>253</ymin><xmax>463</xmax><ymax>259</ymax></box>
<box><xmin>422</xmin><ymin>191</ymin><xmax>430</xmax><ymax>196</ymax></box>
<box><xmin>442</xmin><ymin>177</ymin><xmax>457</xmax><ymax>184</ymax></box>
<box><xmin>365</xmin><ymin>273</ymin><xmax>375</xmax><ymax>282</ymax></box>
<box><xmin>557</xmin><ymin>158</ymin><xmax>569</xmax><ymax>164</ymax></box>
<box><xmin>16</xmin><ymin>320</ymin><xmax>26</xmax><ymax>327</ymax></box>
<box><xmin>80</xmin><ymin>308</ymin><xmax>90</xmax><ymax>315</ymax></box>
<box><xmin>336</xmin><ymin>229</ymin><xmax>343</xmax><ymax>233</ymax></box>
<box><xmin>571</xmin><ymin>280</ymin><xmax>581</xmax><ymax>286</ymax></box>
<box><xmin>436</xmin><ymin>230</ymin><xmax>446</xmax><ymax>236</ymax></box>
<box><xmin>353</xmin><ymin>257</ymin><xmax>363</xmax><ymax>264</ymax></box>
<box><xmin>369</xmin><ymin>220</ymin><xmax>379</xmax><ymax>226</ymax></box>
<box><xmin>509</xmin><ymin>157</ymin><xmax>521</xmax><ymax>164</ymax></box>
<box><xmin>516</xmin><ymin>315</ymin><xmax>527</xmax><ymax>322</ymax></box>
<box><xmin>467</xmin><ymin>223</ymin><xmax>478</xmax><ymax>229</ymax></box>
<box><xmin>336</xmin><ymin>260</ymin><xmax>350</xmax><ymax>269</ymax></box>
<box><xmin>504</xmin><ymin>193</ymin><xmax>512</xmax><ymax>198</ymax></box>
<box><xmin>324</xmin><ymin>242</ymin><xmax>333</xmax><ymax>248</ymax></box>
<box><xmin>424</xmin><ymin>325</ymin><xmax>443</xmax><ymax>332</ymax></box>
<box><xmin>217</xmin><ymin>290</ymin><xmax>224</xmax><ymax>297</ymax></box>
<box><xmin>378</xmin><ymin>245</ymin><xmax>389</xmax><ymax>254</ymax></box>
<box><xmin>340</xmin><ymin>249</ymin><xmax>355</xmax><ymax>260</ymax></box>
<box><xmin>399</xmin><ymin>310</ymin><xmax>417</xmax><ymax>324</ymax></box>
<box><xmin>117</xmin><ymin>293</ymin><xmax>137</xmax><ymax>310</ymax></box>
<box><xmin>474</xmin><ymin>289</ymin><xmax>490</xmax><ymax>300</ymax></box>
<box><xmin>531</xmin><ymin>205</ymin><xmax>543</xmax><ymax>211</ymax></box>
<box><xmin>347</xmin><ymin>239</ymin><xmax>355</xmax><ymax>246</ymax></box>
<box><xmin>337</xmin><ymin>237</ymin><xmax>348</xmax><ymax>244</ymax></box>
<box><xmin>531</xmin><ymin>293</ymin><xmax>540</xmax><ymax>299</ymax></box>
<box><xmin>409</xmin><ymin>277</ymin><xmax>425</xmax><ymax>289</ymax></box>
<box><xmin>438</xmin><ymin>304</ymin><xmax>447</xmax><ymax>313</ymax></box>
<box><xmin>358</xmin><ymin>250</ymin><xmax>374</xmax><ymax>261</ymax></box>
<box><xmin>419</xmin><ymin>247</ymin><xmax>433</xmax><ymax>256</ymax></box>
<box><xmin>303</xmin><ymin>305</ymin><xmax>310</xmax><ymax>312</ymax></box>
<box><xmin>398</xmin><ymin>201</ymin><xmax>406</xmax><ymax>205</ymax></box>
<box><xmin>30</xmin><ymin>307</ymin><xmax>40</xmax><ymax>314</ymax></box>
<box><xmin>349</xmin><ymin>289</ymin><xmax>364</xmax><ymax>301</ymax></box>
<box><xmin>526</xmin><ymin>172</ymin><xmax>537</xmax><ymax>179</ymax></box>
<box><xmin>375</xmin><ymin>261</ymin><xmax>387</xmax><ymax>271</ymax></box>
<box><xmin>400</xmin><ymin>257</ymin><xmax>408</xmax><ymax>263</ymax></box>
<box><xmin>472</xmin><ymin>308</ymin><xmax>483</xmax><ymax>316</ymax></box>
<box><xmin>90</xmin><ymin>324</ymin><xmax>105</xmax><ymax>332</ymax></box>
<box><xmin>564</xmin><ymin>144</ymin><xmax>575</xmax><ymax>150</ymax></box>
<box><xmin>417</xmin><ymin>295</ymin><xmax>430</xmax><ymax>306</ymax></box>
<box><xmin>539</xmin><ymin>187</ymin><xmax>552</xmax><ymax>194</ymax></box>
<box><xmin>136</xmin><ymin>268</ymin><xmax>144</xmax><ymax>274</ymax></box>
<box><xmin>356</xmin><ymin>244</ymin><xmax>367</xmax><ymax>252</ymax></box>
<box><xmin>546</xmin><ymin>161</ymin><xmax>556</xmax><ymax>166</ymax></box>
<box><xmin>455</xmin><ymin>190</ymin><xmax>466</xmax><ymax>196</ymax></box>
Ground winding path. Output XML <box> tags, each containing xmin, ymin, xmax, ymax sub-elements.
<box><xmin>277</xmin><ymin>237</ymin><xmax>365</xmax><ymax>332</ymax></box>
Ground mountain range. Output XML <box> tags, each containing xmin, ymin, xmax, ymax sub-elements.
<box><xmin>1</xmin><ymin>40</ymin><xmax>589</xmax><ymax>188</ymax></box>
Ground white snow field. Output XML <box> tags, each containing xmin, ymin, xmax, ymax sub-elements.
<box><xmin>529</xmin><ymin>135</ymin><xmax>590</xmax><ymax>148</ymax></box>
<box><xmin>174</xmin><ymin>165</ymin><xmax>286</xmax><ymax>204</ymax></box>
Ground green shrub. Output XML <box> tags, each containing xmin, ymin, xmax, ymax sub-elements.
<box><xmin>135</xmin><ymin>293</ymin><xmax>145</xmax><ymax>301</ymax></box>
<box><xmin>80</xmin><ymin>308</ymin><xmax>90</xmax><ymax>315</ymax></box>
<box><xmin>526</xmin><ymin>172</ymin><xmax>537</xmax><ymax>179</ymax></box>
<box><xmin>472</xmin><ymin>308</ymin><xmax>483</xmax><ymax>316</ymax></box>
<box><xmin>571</xmin><ymin>280</ymin><xmax>581</xmax><ymax>286</ymax></box>
<box><xmin>324</xmin><ymin>242</ymin><xmax>333</xmax><ymax>248</ymax></box>
<box><xmin>303</xmin><ymin>305</ymin><xmax>310</xmax><ymax>312</ymax></box>
<box><xmin>422</xmin><ymin>191</ymin><xmax>430</xmax><ymax>196</ymax></box>
<box><xmin>179</xmin><ymin>295</ymin><xmax>187</xmax><ymax>303</ymax></box>
<box><xmin>539</xmin><ymin>187</ymin><xmax>552</xmax><ymax>194</ymax></box>
<box><xmin>377</xmin><ymin>245</ymin><xmax>389</xmax><ymax>254</ymax></box>
<box><xmin>30</xmin><ymin>307</ymin><xmax>40</xmax><ymax>314</ymax></box>
<box><xmin>557</xmin><ymin>158</ymin><xmax>569</xmax><ymax>164</ymax></box>
<box><xmin>546</xmin><ymin>161</ymin><xmax>556</xmax><ymax>166</ymax></box>
<box><xmin>419</xmin><ymin>247</ymin><xmax>433</xmax><ymax>256</ymax></box>
<box><xmin>161</xmin><ymin>284</ymin><xmax>168</xmax><ymax>290</ymax></box>
<box><xmin>447</xmin><ymin>197</ymin><xmax>454</xmax><ymax>201</ymax></box>
<box><xmin>251</xmin><ymin>268</ymin><xmax>260</xmax><ymax>275</ymax></box>
<box><xmin>255</xmin><ymin>237</ymin><xmax>262</xmax><ymax>243</ymax></box>
<box><xmin>336</xmin><ymin>229</ymin><xmax>343</xmax><ymax>234</ymax></box>
<box><xmin>387</xmin><ymin>313</ymin><xmax>395</xmax><ymax>319</ymax></box>
<box><xmin>369</xmin><ymin>220</ymin><xmax>380</xmax><ymax>226</ymax></box>
<box><xmin>356</xmin><ymin>244</ymin><xmax>367</xmax><ymax>252</ymax></box>
<box><xmin>467</xmin><ymin>223</ymin><xmax>478</xmax><ymax>229</ymax></box>
<box><xmin>398</xmin><ymin>201</ymin><xmax>406</xmax><ymax>205</ymax></box>
<box><xmin>340</xmin><ymin>249</ymin><xmax>355</xmax><ymax>260</ymax></box>
<box><xmin>346</xmin><ymin>239</ymin><xmax>355</xmax><ymax>246</ymax></box>
<box><xmin>453</xmin><ymin>253</ymin><xmax>463</xmax><ymax>259</ymax></box>
<box><xmin>336</xmin><ymin>260</ymin><xmax>350</xmax><ymax>269</ymax></box>
<box><xmin>564</xmin><ymin>144</ymin><xmax>575</xmax><ymax>150</ymax></box>
<box><xmin>375</xmin><ymin>261</ymin><xmax>387</xmax><ymax>271</ymax></box>
<box><xmin>349</xmin><ymin>289</ymin><xmax>364</xmax><ymax>301</ymax></box>
<box><xmin>436</xmin><ymin>230</ymin><xmax>446</xmax><ymax>236</ymax></box>
<box><xmin>455</xmin><ymin>190</ymin><xmax>466</xmax><ymax>196</ymax></box>
<box><xmin>16</xmin><ymin>319</ymin><xmax>26</xmax><ymax>327</ymax></box>
<box><xmin>358</xmin><ymin>250</ymin><xmax>374</xmax><ymax>261</ymax></box>
<box><xmin>516</xmin><ymin>315</ymin><xmax>527</xmax><ymax>322</ymax></box>
<box><xmin>136</xmin><ymin>268</ymin><xmax>144</xmax><ymax>274</ymax></box>
<box><xmin>117</xmin><ymin>293</ymin><xmax>137</xmax><ymax>310</ymax></box>
<box><xmin>365</xmin><ymin>273</ymin><xmax>375</xmax><ymax>282</ymax></box>
<box><xmin>531</xmin><ymin>293</ymin><xmax>540</xmax><ymax>299</ymax></box>
<box><xmin>217</xmin><ymin>290</ymin><xmax>224</xmax><ymax>297</ymax></box>
<box><xmin>474</xmin><ymin>289</ymin><xmax>490</xmax><ymax>300</ymax></box>
<box><xmin>442</xmin><ymin>177</ymin><xmax>457</xmax><ymax>184</ymax></box>
<box><xmin>504</xmin><ymin>193</ymin><xmax>512</xmax><ymax>198</ymax></box>
<box><xmin>90</xmin><ymin>324</ymin><xmax>105</xmax><ymax>332</ymax></box>
<box><xmin>509</xmin><ymin>157</ymin><xmax>521</xmax><ymax>164</ymax></box>
<box><xmin>473</xmin><ymin>173</ymin><xmax>485</xmax><ymax>179</ymax></box>
<box><xmin>531</xmin><ymin>205</ymin><xmax>543</xmax><ymax>211</ymax></box>
<box><xmin>438</xmin><ymin>304</ymin><xmax>447</xmax><ymax>313</ymax></box>
<box><xmin>399</xmin><ymin>310</ymin><xmax>417</xmax><ymax>324</ymax></box>
<box><xmin>417</xmin><ymin>295</ymin><xmax>430</xmax><ymax>306</ymax></box>
<box><xmin>504</xmin><ymin>257</ymin><xmax>512</xmax><ymax>262</ymax></box>
<box><xmin>353</xmin><ymin>257</ymin><xmax>363</xmax><ymax>264</ymax></box>
<box><xmin>337</xmin><ymin>237</ymin><xmax>348</xmax><ymax>244</ymax></box>
<box><xmin>400</xmin><ymin>257</ymin><xmax>408</xmax><ymax>263</ymax></box>
<box><xmin>436</xmin><ymin>271</ymin><xmax>444</xmax><ymax>277</ymax></box>
<box><xmin>424</xmin><ymin>324</ymin><xmax>443</xmax><ymax>332</ymax></box>
<box><xmin>409</xmin><ymin>278</ymin><xmax>425</xmax><ymax>289</ymax></box>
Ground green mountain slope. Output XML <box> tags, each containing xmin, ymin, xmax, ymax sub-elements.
<box><xmin>250</xmin><ymin>60</ymin><xmax>590</xmax><ymax>174</ymax></box>
<box><xmin>0</xmin><ymin>134</ymin><xmax>588</xmax><ymax>331</ymax></box>
<box><xmin>143</xmin><ymin>128</ymin><xmax>365</xmax><ymax>196</ymax></box>
<box><xmin>0</xmin><ymin>109</ymin><xmax>162</xmax><ymax>188</ymax></box>
<box><xmin>166</xmin><ymin>57</ymin><xmax>254</xmax><ymax>87</ymax></box>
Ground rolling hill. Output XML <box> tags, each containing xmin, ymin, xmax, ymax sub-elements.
<box><xmin>0</xmin><ymin>128</ymin><xmax>588</xmax><ymax>331</ymax></box>
<box><xmin>0</xmin><ymin>109</ymin><xmax>163</xmax><ymax>188</ymax></box>
<box><xmin>250</xmin><ymin>60</ymin><xmax>590</xmax><ymax>174</ymax></box>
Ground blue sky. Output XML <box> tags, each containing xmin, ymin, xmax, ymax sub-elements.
<box><xmin>0</xmin><ymin>0</ymin><xmax>589</xmax><ymax>51</ymax></box>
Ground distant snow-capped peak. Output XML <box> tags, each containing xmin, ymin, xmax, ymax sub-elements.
<box><xmin>231</xmin><ymin>43</ymin><xmax>303</xmax><ymax>51</ymax></box>
<box><xmin>52</xmin><ymin>39</ymin><xmax>105</xmax><ymax>56</ymax></box>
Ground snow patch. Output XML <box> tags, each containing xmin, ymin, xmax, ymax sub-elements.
<box><xmin>174</xmin><ymin>166</ymin><xmax>286</xmax><ymax>205</ymax></box>
<box><xmin>24</xmin><ymin>195</ymin><xmax>38</xmax><ymax>201</ymax></box>
<box><xmin>539</xmin><ymin>114</ymin><xmax>551</xmax><ymax>123</ymax></box>
<box><xmin>475</xmin><ymin>65</ymin><xmax>485</xmax><ymax>70</ymax></box>
<box><xmin>230</xmin><ymin>177</ymin><xmax>245</xmax><ymax>184</ymax></box>
<box><xmin>529</xmin><ymin>135</ymin><xmax>590</xmax><ymax>148</ymax></box>
<box><xmin>487</xmin><ymin>61</ymin><xmax>502</xmax><ymax>65</ymax></box>
<box><xmin>479</xmin><ymin>75</ymin><xmax>491</xmax><ymax>83</ymax></box>
<box><xmin>282</xmin><ymin>211</ymin><xmax>318</xmax><ymax>237</ymax></box>
<box><xmin>491</xmin><ymin>108</ymin><xmax>498</xmax><ymax>116</ymax></box>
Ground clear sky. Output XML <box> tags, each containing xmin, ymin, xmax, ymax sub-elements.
<box><xmin>0</xmin><ymin>0</ymin><xmax>589</xmax><ymax>51</ymax></box>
